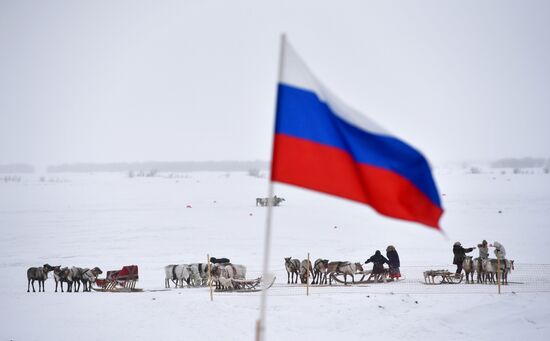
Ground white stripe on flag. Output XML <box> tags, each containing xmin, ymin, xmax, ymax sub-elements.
<box><xmin>280</xmin><ymin>40</ymin><xmax>391</xmax><ymax>137</ymax></box>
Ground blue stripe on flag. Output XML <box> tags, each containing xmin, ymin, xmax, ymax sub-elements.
<box><xmin>275</xmin><ymin>83</ymin><xmax>441</xmax><ymax>207</ymax></box>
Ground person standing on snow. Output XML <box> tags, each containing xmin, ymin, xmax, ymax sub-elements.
<box><xmin>477</xmin><ymin>240</ymin><xmax>489</xmax><ymax>259</ymax></box>
<box><xmin>365</xmin><ymin>250</ymin><xmax>389</xmax><ymax>275</ymax></box>
<box><xmin>386</xmin><ymin>245</ymin><xmax>401</xmax><ymax>280</ymax></box>
<box><xmin>453</xmin><ymin>242</ymin><xmax>475</xmax><ymax>275</ymax></box>
<box><xmin>492</xmin><ymin>241</ymin><xmax>506</xmax><ymax>259</ymax></box>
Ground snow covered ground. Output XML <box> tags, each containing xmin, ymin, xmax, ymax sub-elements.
<box><xmin>1</xmin><ymin>169</ymin><xmax>549</xmax><ymax>340</ymax></box>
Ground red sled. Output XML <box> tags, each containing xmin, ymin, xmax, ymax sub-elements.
<box><xmin>93</xmin><ymin>265</ymin><xmax>142</xmax><ymax>292</ymax></box>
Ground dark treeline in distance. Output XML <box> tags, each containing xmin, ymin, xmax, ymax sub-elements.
<box><xmin>47</xmin><ymin>161</ymin><xmax>269</xmax><ymax>173</ymax></box>
<box><xmin>0</xmin><ymin>163</ymin><xmax>35</xmax><ymax>173</ymax></box>
<box><xmin>491</xmin><ymin>157</ymin><xmax>550</xmax><ymax>169</ymax></box>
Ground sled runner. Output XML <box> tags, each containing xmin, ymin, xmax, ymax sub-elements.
<box><xmin>92</xmin><ymin>265</ymin><xmax>143</xmax><ymax>292</ymax></box>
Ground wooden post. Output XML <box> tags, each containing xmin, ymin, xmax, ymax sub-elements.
<box><xmin>497</xmin><ymin>256</ymin><xmax>501</xmax><ymax>294</ymax></box>
<box><xmin>207</xmin><ymin>254</ymin><xmax>213</xmax><ymax>301</ymax></box>
<box><xmin>306</xmin><ymin>252</ymin><xmax>310</xmax><ymax>296</ymax></box>
<box><xmin>255</xmin><ymin>320</ymin><xmax>261</xmax><ymax>341</ymax></box>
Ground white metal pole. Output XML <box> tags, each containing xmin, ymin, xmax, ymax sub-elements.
<box><xmin>256</xmin><ymin>33</ymin><xmax>286</xmax><ymax>341</ymax></box>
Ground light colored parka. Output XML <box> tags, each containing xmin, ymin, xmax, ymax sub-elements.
<box><xmin>493</xmin><ymin>241</ymin><xmax>506</xmax><ymax>259</ymax></box>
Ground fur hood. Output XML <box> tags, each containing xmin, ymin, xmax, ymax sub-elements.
<box><xmin>493</xmin><ymin>241</ymin><xmax>506</xmax><ymax>258</ymax></box>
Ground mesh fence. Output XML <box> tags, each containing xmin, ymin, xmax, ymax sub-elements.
<box><xmin>237</xmin><ymin>263</ymin><xmax>550</xmax><ymax>296</ymax></box>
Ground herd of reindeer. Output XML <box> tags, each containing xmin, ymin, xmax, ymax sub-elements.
<box><xmin>25</xmin><ymin>256</ymin><xmax>516</xmax><ymax>293</ymax></box>
<box><xmin>26</xmin><ymin>264</ymin><xmax>103</xmax><ymax>293</ymax></box>
<box><xmin>284</xmin><ymin>257</ymin><xmax>367</xmax><ymax>285</ymax></box>
<box><xmin>284</xmin><ymin>256</ymin><xmax>517</xmax><ymax>286</ymax></box>
<box><xmin>164</xmin><ymin>257</ymin><xmax>247</xmax><ymax>290</ymax></box>
<box><xmin>454</xmin><ymin>256</ymin><xmax>515</xmax><ymax>284</ymax></box>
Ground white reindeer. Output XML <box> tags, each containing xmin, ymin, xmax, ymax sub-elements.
<box><xmin>328</xmin><ymin>262</ymin><xmax>364</xmax><ymax>285</ymax></box>
<box><xmin>313</xmin><ymin>259</ymin><xmax>329</xmax><ymax>285</ymax></box>
<box><xmin>164</xmin><ymin>264</ymin><xmax>191</xmax><ymax>288</ymax></box>
<box><xmin>188</xmin><ymin>263</ymin><xmax>209</xmax><ymax>286</ymax></box>
<box><xmin>80</xmin><ymin>267</ymin><xmax>102</xmax><ymax>291</ymax></box>
<box><xmin>218</xmin><ymin>277</ymin><xmax>234</xmax><ymax>291</ymax></box>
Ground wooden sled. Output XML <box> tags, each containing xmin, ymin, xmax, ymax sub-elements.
<box><xmin>215</xmin><ymin>276</ymin><xmax>276</xmax><ymax>293</ymax></box>
<box><xmin>329</xmin><ymin>270</ymin><xmax>395</xmax><ymax>285</ymax></box>
<box><xmin>423</xmin><ymin>269</ymin><xmax>463</xmax><ymax>284</ymax></box>
<box><xmin>92</xmin><ymin>265</ymin><xmax>143</xmax><ymax>292</ymax></box>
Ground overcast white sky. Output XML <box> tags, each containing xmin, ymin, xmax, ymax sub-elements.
<box><xmin>1</xmin><ymin>0</ymin><xmax>549</xmax><ymax>167</ymax></box>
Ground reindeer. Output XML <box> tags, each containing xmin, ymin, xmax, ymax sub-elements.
<box><xmin>328</xmin><ymin>261</ymin><xmax>363</xmax><ymax>285</ymax></box>
<box><xmin>327</xmin><ymin>261</ymin><xmax>342</xmax><ymax>285</ymax></box>
<box><xmin>482</xmin><ymin>259</ymin><xmax>497</xmax><ymax>284</ymax></box>
<box><xmin>313</xmin><ymin>259</ymin><xmax>329</xmax><ymax>284</ymax></box>
<box><xmin>473</xmin><ymin>258</ymin><xmax>486</xmax><ymax>283</ymax></box>
<box><xmin>164</xmin><ymin>264</ymin><xmax>177</xmax><ymax>288</ymax></box>
<box><xmin>53</xmin><ymin>266</ymin><xmax>71</xmax><ymax>292</ymax></box>
<box><xmin>462</xmin><ymin>256</ymin><xmax>475</xmax><ymax>283</ymax></box>
<box><xmin>218</xmin><ymin>277</ymin><xmax>234</xmax><ymax>291</ymax></box>
<box><xmin>299</xmin><ymin>259</ymin><xmax>313</xmax><ymax>284</ymax></box>
<box><xmin>80</xmin><ymin>267</ymin><xmax>103</xmax><ymax>291</ymax></box>
<box><xmin>210</xmin><ymin>263</ymin><xmax>246</xmax><ymax>289</ymax></box>
<box><xmin>27</xmin><ymin>264</ymin><xmax>54</xmax><ymax>292</ymax></box>
<box><xmin>501</xmin><ymin>259</ymin><xmax>515</xmax><ymax>284</ymax></box>
<box><xmin>189</xmin><ymin>263</ymin><xmax>209</xmax><ymax>286</ymax></box>
<box><xmin>284</xmin><ymin>257</ymin><xmax>300</xmax><ymax>284</ymax></box>
<box><xmin>164</xmin><ymin>264</ymin><xmax>191</xmax><ymax>288</ymax></box>
<box><xmin>67</xmin><ymin>267</ymin><xmax>85</xmax><ymax>292</ymax></box>
<box><xmin>256</xmin><ymin>196</ymin><xmax>286</xmax><ymax>207</ymax></box>
<box><xmin>271</xmin><ymin>196</ymin><xmax>285</xmax><ymax>206</ymax></box>
<box><xmin>424</xmin><ymin>270</ymin><xmax>444</xmax><ymax>284</ymax></box>
<box><xmin>481</xmin><ymin>258</ymin><xmax>514</xmax><ymax>285</ymax></box>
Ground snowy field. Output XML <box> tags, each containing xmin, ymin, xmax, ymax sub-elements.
<box><xmin>1</xmin><ymin>169</ymin><xmax>550</xmax><ymax>340</ymax></box>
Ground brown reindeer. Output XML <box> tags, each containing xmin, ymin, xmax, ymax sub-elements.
<box><xmin>501</xmin><ymin>259</ymin><xmax>515</xmax><ymax>284</ymax></box>
<box><xmin>313</xmin><ymin>259</ymin><xmax>329</xmax><ymax>284</ymax></box>
<box><xmin>473</xmin><ymin>258</ymin><xmax>485</xmax><ymax>283</ymax></box>
<box><xmin>299</xmin><ymin>259</ymin><xmax>313</xmax><ymax>284</ymax></box>
<box><xmin>27</xmin><ymin>264</ymin><xmax>54</xmax><ymax>292</ymax></box>
<box><xmin>482</xmin><ymin>258</ymin><xmax>498</xmax><ymax>284</ymax></box>
<box><xmin>210</xmin><ymin>263</ymin><xmax>246</xmax><ymax>289</ymax></box>
<box><xmin>53</xmin><ymin>266</ymin><xmax>71</xmax><ymax>292</ymax></box>
<box><xmin>284</xmin><ymin>257</ymin><xmax>300</xmax><ymax>284</ymax></box>
<box><xmin>462</xmin><ymin>256</ymin><xmax>475</xmax><ymax>283</ymax></box>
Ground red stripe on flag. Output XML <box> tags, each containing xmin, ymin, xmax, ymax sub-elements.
<box><xmin>271</xmin><ymin>134</ymin><xmax>443</xmax><ymax>229</ymax></box>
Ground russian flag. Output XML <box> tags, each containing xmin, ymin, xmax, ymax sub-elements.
<box><xmin>271</xmin><ymin>40</ymin><xmax>443</xmax><ymax>229</ymax></box>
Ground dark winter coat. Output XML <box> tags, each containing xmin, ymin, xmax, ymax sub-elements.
<box><xmin>210</xmin><ymin>257</ymin><xmax>230</xmax><ymax>264</ymax></box>
<box><xmin>365</xmin><ymin>251</ymin><xmax>389</xmax><ymax>274</ymax></box>
<box><xmin>386</xmin><ymin>250</ymin><xmax>400</xmax><ymax>268</ymax></box>
<box><xmin>453</xmin><ymin>245</ymin><xmax>474</xmax><ymax>265</ymax></box>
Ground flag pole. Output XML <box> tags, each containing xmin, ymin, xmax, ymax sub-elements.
<box><xmin>256</xmin><ymin>33</ymin><xmax>286</xmax><ymax>341</ymax></box>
